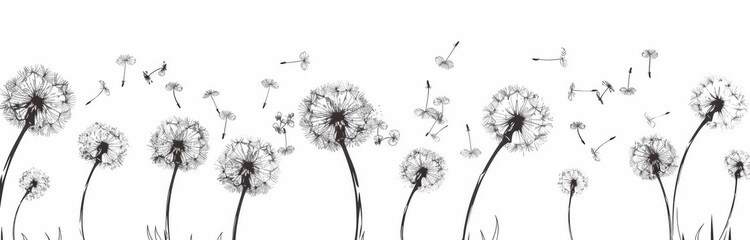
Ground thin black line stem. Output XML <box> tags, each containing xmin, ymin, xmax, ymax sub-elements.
<box><xmin>12</xmin><ymin>191</ymin><xmax>29</xmax><ymax>240</ymax></box>
<box><xmin>79</xmin><ymin>160</ymin><xmax>100</xmax><ymax>240</ymax></box>
<box><xmin>232</xmin><ymin>186</ymin><xmax>248</xmax><ymax>240</ymax></box>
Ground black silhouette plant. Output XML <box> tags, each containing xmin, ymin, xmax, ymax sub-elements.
<box><xmin>13</xmin><ymin>168</ymin><xmax>50</xmax><ymax>240</ymax></box>
<box><xmin>595</xmin><ymin>81</ymin><xmax>615</xmax><ymax>104</ymax></box>
<box><xmin>718</xmin><ymin>150</ymin><xmax>749</xmax><ymax>240</ymax></box>
<box><xmin>273</xmin><ymin>112</ymin><xmax>296</xmax><ymax>155</ymax></box>
<box><xmin>532</xmin><ymin>47</ymin><xmax>567</xmax><ymax>67</ymax></box>
<box><xmin>620</xmin><ymin>67</ymin><xmax>636</xmax><ymax>95</ymax></box>
<box><xmin>299</xmin><ymin>82</ymin><xmax>377</xmax><ymax>240</ymax></box>
<box><xmin>165</xmin><ymin>82</ymin><xmax>183</xmax><ymax>109</ymax></box>
<box><xmin>590</xmin><ymin>136</ymin><xmax>615</xmax><ymax>162</ymax></box>
<box><xmin>414</xmin><ymin>80</ymin><xmax>438</xmax><ymax>119</ymax></box>
<box><xmin>202</xmin><ymin>90</ymin><xmax>221</xmax><ymax>115</ymax></box>
<box><xmin>0</xmin><ymin>65</ymin><xmax>74</xmax><ymax>209</ymax></box>
<box><xmin>462</xmin><ymin>85</ymin><xmax>552</xmax><ymax>240</ymax></box>
<box><xmin>673</xmin><ymin>77</ymin><xmax>747</xmax><ymax>235</ymax></box>
<box><xmin>567</xmin><ymin>83</ymin><xmax>598</xmax><ymax>101</ymax></box>
<box><xmin>117</xmin><ymin>54</ymin><xmax>136</xmax><ymax>87</ymax></box>
<box><xmin>280</xmin><ymin>51</ymin><xmax>310</xmax><ymax>70</ymax></box>
<box><xmin>558</xmin><ymin>169</ymin><xmax>588</xmax><ymax>240</ymax></box>
<box><xmin>143</xmin><ymin>61</ymin><xmax>167</xmax><ymax>84</ymax></box>
<box><xmin>569</xmin><ymin>122</ymin><xmax>586</xmax><ymax>145</ymax></box>
<box><xmin>220</xmin><ymin>110</ymin><xmax>236</xmax><ymax>140</ymax></box>
<box><xmin>461</xmin><ymin>124</ymin><xmax>481</xmax><ymax>158</ymax></box>
<box><xmin>630</xmin><ymin>135</ymin><xmax>678</xmax><ymax>240</ymax></box>
<box><xmin>217</xmin><ymin>137</ymin><xmax>279</xmax><ymax>240</ymax></box>
<box><xmin>642</xmin><ymin>49</ymin><xmax>658</xmax><ymax>78</ymax></box>
<box><xmin>85</xmin><ymin>80</ymin><xmax>110</xmax><ymax>105</ymax></box>
<box><xmin>428</xmin><ymin>125</ymin><xmax>448</xmax><ymax>142</ymax></box>
<box><xmin>645</xmin><ymin>112</ymin><xmax>670</xmax><ymax>128</ymax></box>
<box><xmin>78</xmin><ymin>122</ymin><xmax>128</xmax><ymax>240</ymax></box>
<box><xmin>399</xmin><ymin>148</ymin><xmax>446</xmax><ymax>240</ymax></box>
<box><xmin>261</xmin><ymin>79</ymin><xmax>279</xmax><ymax>109</ymax></box>
<box><xmin>425</xmin><ymin>96</ymin><xmax>449</xmax><ymax>136</ymax></box>
<box><xmin>371</xmin><ymin>119</ymin><xmax>400</xmax><ymax>146</ymax></box>
<box><xmin>435</xmin><ymin>41</ymin><xmax>459</xmax><ymax>70</ymax></box>
<box><xmin>149</xmin><ymin>117</ymin><xmax>209</xmax><ymax>240</ymax></box>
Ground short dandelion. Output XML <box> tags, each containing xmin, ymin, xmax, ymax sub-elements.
<box><xmin>85</xmin><ymin>80</ymin><xmax>110</xmax><ymax>106</ymax></box>
<box><xmin>642</xmin><ymin>49</ymin><xmax>658</xmax><ymax>78</ymax></box>
<box><xmin>620</xmin><ymin>67</ymin><xmax>636</xmax><ymax>95</ymax></box>
<box><xmin>569</xmin><ymin>122</ymin><xmax>586</xmax><ymax>145</ymax></box>
<box><xmin>280</xmin><ymin>51</ymin><xmax>310</xmax><ymax>70</ymax></box>
<box><xmin>165</xmin><ymin>82</ymin><xmax>183</xmax><ymax>109</ymax></box>
<box><xmin>461</xmin><ymin>124</ymin><xmax>481</xmax><ymax>158</ymax></box>
<box><xmin>220</xmin><ymin>110</ymin><xmax>237</xmax><ymax>140</ymax></box>
<box><xmin>399</xmin><ymin>149</ymin><xmax>446</xmax><ymax>240</ymax></box>
<box><xmin>630</xmin><ymin>135</ymin><xmax>678</xmax><ymax>240</ymax></box>
<box><xmin>435</xmin><ymin>41</ymin><xmax>460</xmax><ymax>70</ymax></box>
<box><xmin>202</xmin><ymin>90</ymin><xmax>221</xmax><ymax>114</ymax></box>
<box><xmin>590</xmin><ymin>136</ymin><xmax>615</xmax><ymax>162</ymax></box>
<box><xmin>14</xmin><ymin>168</ymin><xmax>50</xmax><ymax>240</ymax></box>
<box><xmin>116</xmin><ymin>54</ymin><xmax>136</xmax><ymax>87</ymax></box>
<box><xmin>558</xmin><ymin>169</ymin><xmax>588</xmax><ymax>240</ymax></box>
<box><xmin>261</xmin><ymin>79</ymin><xmax>279</xmax><ymax>109</ymax></box>
<box><xmin>718</xmin><ymin>150</ymin><xmax>750</xmax><ymax>240</ymax></box>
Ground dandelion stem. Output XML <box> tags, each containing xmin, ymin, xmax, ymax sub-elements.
<box><xmin>283</xmin><ymin>130</ymin><xmax>288</xmax><ymax>148</ymax></box>
<box><xmin>627</xmin><ymin>67</ymin><xmax>633</xmax><ymax>88</ymax></box>
<box><xmin>576</xmin><ymin>129</ymin><xmax>585</xmax><ymax>145</ymax></box>
<box><xmin>719</xmin><ymin>176</ymin><xmax>738</xmax><ymax>240</ymax></box>
<box><xmin>210</xmin><ymin>96</ymin><xmax>220</xmax><ymax>114</ymax></box>
<box><xmin>12</xmin><ymin>191</ymin><xmax>29</xmax><ymax>240</ymax></box>
<box><xmin>173</xmin><ymin>90</ymin><xmax>181</xmax><ymax>109</ymax></box>
<box><xmin>86</xmin><ymin>89</ymin><xmax>105</xmax><ymax>106</ymax></box>
<box><xmin>594</xmin><ymin>136</ymin><xmax>615</xmax><ymax>153</ymax></box>
<box><xmin>280</xmin><ymin>60</ymin><xmax>302</xmax><ymax>64</ymax></box>
<box><xmin>461</xmin><ymin>135</ymin><xmax>512</xmax><ymax>240</ymax></box>
<box><xmin>424</xmin><ymin>81</ymin><xmax>431</xmax><ymax>110</ymax></box>
<box><xmin>568</xmin><ymin>186</ymin><xmax>575</xmax><ymax>240</ymax></box>
<box><xmin>222</xmin><ymin>119</ymin><xmax>228</xmax><ymax>140</ymax></box>
<box><xmin>648</xmin><ymin>58</ymin><xmax>652</xmax><ymax>78</ymax></box>
<box><xmin>121</xmin><ymin>64</ymin><xmax>127</xmax><ymax>87</ymax></box>
<box><xmin>466</xmin><ymin>124</ymin><xmax>473</xmax><ymax>149</ymax></box>
<box><xmin>425</xmin><ymin>105</ymin><xmax>445</xmax><ymax>136</ymax></box>
<box><xmin>232</xmin><ymin>186</ymin><xmax>248</xmax><ymax>240</ymax></box>
<box><xmin>336</xmin><ymin>128</ymin><xmax>364</xmax><ymax>240</ymax></box>
<box><xmin>656</xmin><ymin>174</ymin><xmax>672</xmax><ymax>240</ymax></box>
<box><xmin>445</xmin><ymin>41</ymin><xmax>459</xmax><ymax>61</ymax></box>
<box><xmin>164</xmin><ymin>162</ymin><xmax>180</xmax><ymax>240</ymax></box>
<box><xmin>532</xmin><ymin>58</ymin><xmax>561</xmax><ymax>61</ymax></box>
<box><xmin>0</xmin><ymin>111</ymin><xmax>35</xmax><ymax>209</ymax></box>
<box><xmin>671</xmin><ymin>115</ymin><xmax>712</xmax><ymax>237</ymax></box>
<box><xmin>400</xmin><ymin>175</ymin><xmax>422</xmax><ymax>240</ymax></box>
<box><xmin>425</xmin><ymin>120</ymin><xmax>438</xmax><ymax>137</ymax></box>
<box><xmin>79</xmin><ymin>160</ymin><xmax>100</xmax><ymax>240</ymax></box>
<box><xmin>262</xmin><ymin>87</ymin><xmax>271</xmax><ymax>109</ymax></box>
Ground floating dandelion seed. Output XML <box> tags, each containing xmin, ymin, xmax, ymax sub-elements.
<box><xmin>567</xmin><ymin>82</ymin><xmax>598</xmax><ymax>101</ymax></box>
<box><xmin>143</xmin><ymin>61</ymin><xmax>168</xmax><ymax>84</ymax></box>
<box><xmin>569</xmin><ymin>122</ymin><xmax>586</xmax><ymax>145</ymax></box>
<box><xmin>429</xmin><ymin>125</ymin><xmax>448</xmax><ymax>142</ymax></box>
<box><xmin>14</xmin><ymin>168</ymin><xmax>50</xmax><ymax>240</ymax></box>
<box><xmin>630</xmin><ymin>135</ymin><xmax>678</xmax><ymax>240</ymax></box>
<box><xmin>595</xmin><ymin>81</ymin><xmax>615</xmax><ymax>104</ymax></box>
<box><xmin>463</xmin><ymin>85</ymin><xmax>552</xmax><ymax>240</ymax></box>
<box><xmin>149</xmin><ymin>117</ymin><xmax>209</xmax><ymax>240</ymax></box>
<box><xmin>590</xmin><ymin>136</ymin><xmax>615</xmax><ymax>162</ymax></box>
<box><xmin>435</xmin><ymin>41</ymin><xmax>460</xmax><ymax>70</ymax></box>
<box><xmin>620</xmin><ymin>68</ymin><xmax>636</xmax><ymax>95</ymax></box>
<box><xmin>641</xmin><ymin>49</ymin><xmax>658</xmax><ymax>78</ymax></box>
<box><xmin>220</xmin><ymin>111</ymin><xmax>237</xmax><ymax>140</ymax></box>
<box><xmin>414</xmin><ymin>80</ymin><xmax>438</xmax><ymax>119</ymax></box>
<box><xmin>85</xmin><ymin>80</ymin><xmax>111</xmax><ymax>106</ymax></box>
<box><xmin>202</xmin><ymin>90</ymin><xmax>221</xmax><ymax>114</ymax></box>
<box><xmin>217</xmin><ymin>137</ymin><xmax>279</xmax><ymax>240</ymax></box>
<box><xmin>165</xmin><ymin>82</ymin><xmax>183</xmax><ymax>109</ymax></box>
<box><xmin>273</xmin><ymin>112</ymin><xmax>296</xmax><ymax>155</ymax></box>
<box><xmin>400</xmin><ymin>148</ymin><xmax>446</xmax><ymax>240</ymax></box>
<box><xmin>371</xmin><ymin>119</ymin><xmax>400</xmax><ymax>146</ymax></box>
<box><xmin>558</xmin><ymin>169</ymin><xmax>588</xmax><ymax>240</ymax></box>
<box><xmin>645</xmin><ymin>112</ymin><xmax>670</xmax><ymax>128</ymax></box>
<box><xmin>261</xmin><ymin>79</ymin><xmax>279</xmax><ymax>109</ymax></box>
<box><xmin>0</xmin><ymin>65</ymin><xmax>74</xmax><ymax>209</ymax></box>
<box><xmin>77</xmin><ymin>122</ymin><xmax>128</xmax><ymax>240</ymax></box>
<box><xmin>299</xmin><ymin>82</ymin><xmax>377</xmax><ymax>240</ymax></box>
<box><xmin>532</xmin><ymin>47</ymin><xmax>567</xmax><ymax>67</ymax></box>
<box><xmin>425</xmin><ymin>96</ymin><xmax>450</xmax><ymax>136</ymax></box>
<box><xmin>718</xmin><ymin>150</ymin><xmax>750</xmax><ymax>240</ymax></box>
<box><xmin>280</xmin><ymin>51</ymin><xmax>310</xmax><ymax>70</ymax></box>
<box><xmin>461</xmin><ymin>124</ymin><xmax>481</xmax><ymax>158</ymax></box>
<box><xmin>116</xmin><ymin>54</ymin><xmax>136</xmax><ymax>87</ymax></box>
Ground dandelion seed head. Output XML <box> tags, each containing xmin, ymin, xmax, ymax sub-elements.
<box><xmin>641</xmin><ymin>49</ymin><xmax>658</xmax><ymax>59</ymax></box>
<box><xmin>433</xmin><ymin>96</ymin><xmax>451</xmax><ymax>106</ymax></box>
<box><xmin>261</xmin><ymin>79</ymin><xmax>279</xmax><ymax>89</ymax></box>
<box><xmin>299</xmin><ymin>51</ymin><xmax>310</xmax><ymax>70</ymax></box>
<box><xmin>460</xmin><ymin>148</ymin><xmax>481</xmax><ymax>158</ymax></box>
<box><xmin>689</xmin><ymin>76</ymin><xmax>747</xmax><ymax>129</ymax></box>
<box><xmin>220</xmin><ymin>110</ymin><xmax>236</xmax><ymax>121</ymax></box>
<box><xmin>387</xmin><ymin>129</ymin><xmax>400</xmax><ymax>146</ymax></box>
<box><xmin>620</xmin><ymin>87</ymin><xmax>636</xmax><ymax>95</ymax></box>
<box><xmin>400</xmin><ymin>148</ymin><xmax>446</xmax><ymax>192</ymax></box>
<box><xmin>590</xmin><ymin>148</ymin><xmax>601</xmax><ymax>162</ymax></box>
<box><xmin>630</xmin><ymin>135</ymin><xmax>678</xmax><ymax>180</ymax></box>
<box><xmin>19</xmin><ymin>168</ymin><xmax>50</xmax><ymax>200</ymax></box>
<box><xmin>165</xmin><ymin>82</ymin><xmax>183</xmax><ymax>92</ymax></box>
<box><xmin>98</xmin><ymin>80</ymin><xmax>110</xmax><ymax>96</ymax></box>
<box><xmin>116</xmin><ymin>54</ymin><xmax>136</xmax><ymax>65</ymax></box>
<box><xmin>149</xmin><ymin>117</ymin><xmax>209</xmax><ymax>171</ymax></box>
<box><xmin>435</xmin><ymin>56</ymin><xmax>454</xmax><ymax>70</ymax></box>
<box><xmin>570</xmin><ymin>121</ymin><xmax>585</xmax><ymax>130</ymax></box>
<box><xmin>567</xmin><ymin>83</ymin><xmax>576</xmax><ymax>101</ymax></box>
<box><xmin>202</xmin><ymin>90</ymin><xmax>220</xmax><ymax>98</ymax></box>
<box><xmin>1</xmin><ymin>65</ymin><xmax>75</xmax><ymax>135</ymax></box>
<box><xmin>602</xmin><ymin>81</ymin><xmax>614</xmax><ymax>92</ymax></box>
<box><xmin>78</xmin><ymin>122</ymin><xmax>128</xmax><ymax>169</ymax></box>
<box><xmin>725</xmin><ymin>150</ymin><xmax>750</xmax><ymax>178</ymax></box>
<box><xmin>217</xmin><ymin>137</ymin><xmax>280</xmax><ymax>196</ymax></box>
<box><xmin>278</xmin><ymin>145</ymin><xmax>295</xmax><ymax>155</ymax></box>
<box><xmin>482</xmin><ymin>85</ymin><xmax>553</xmax><ymax>152</ymax></box>
<box><xmin>558</xmin><ymin>169</ymin><xmax>588</xmax><ymax>195</ymax></box>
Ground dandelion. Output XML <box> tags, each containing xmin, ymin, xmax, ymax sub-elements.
<box><xmin>273</xmin><ymin>112</ymin><xmax>296</xmax><ymax>155</ymax></box>
<box><xmin>429</xmin><ymin>125</ymin><xmax>448</xmax><ymax>142</ymax></box>
<box><xmin>77</xmin><ymin>122</ymin><xmax>128</xmax><ymax>240</ymax></box>
<box><xmin>165</xmin><ymin>82</ymin><xmax>183</xmax><ymax>109</ymax></box>
<box><xmin>558</xmin><ymin>169</ymin><xmax>588</xmax><ymax>240</ymax></box>
<box><xmin>202</xmin><ymin>90</ymin><xmax>221</xmax><ymax>114</ymax></box>
<box><xmin>620</xmin><ymin>67</ymin><xmax>636</xmax><ymax>95</ymax></box>
<box><xmin>414</xmin><ymin>80</ymin><xmax>438</xmax><ymax>119</ymax></box>
<box><xmin>642</xmin><ymin>49</ymin><xmax>658</xmax><ymax>78</ymax></box>
<box><xmin>85</xmin><ymin>80</ymin><xmax>111</xmax><ymax>105</ymax></box>
<box><xmin>299</xmin><ymin>82</ymin><xmax>377</xmax><ymax>240</ymax></box>
<box><xmin>425</xmin><ymin>96</ymin><xmax>449</xmax><ymax>136</ymax></box>
<box><xmin>399</xmin><ymin>148</ymin><xmax>446</xmax><ymax>240</ymax></box>
<box><xmin>261</xmin><ymin>79</ymin><xmax>279</xmax><ymax>109</ymax></box>
<box><xmin>567</xmin><ymin>82</ymin><xmax>598</xmax><ymax>101</ymax></box>
<box><xmin>569</xmin><ymin>122</ymin><xmax>586</xmax><ymax>145</ymax></box>
<box><xmin>532</xmin><ymin>47</ymin><xmax>567</xmax><ymax>67</ymax></box>
<box><xmin>116</xmin><ymin>54</ymin><xmax>136</xmax><ymax>87</ymax></box>
<box><xmin>590</xmin><ymin>136</ymin><xmax>615</xmax><ymax>162</ymax></box>
<box><xmin>220</xmin><ymin>110</ymin><xmax>237</xmax><ymax>140</ymax></box>
<box><xmin>462</xmin><ymin>85</ymin><xmax>552</xmax><ymax>240</ymax></box>
<box><xmin>461</xmin><ymin>124</ymin><xmax>481</xmax><ymax>158</ymax></box>
<box><xmin>217</xmin><ymin>138</ymin><xmax>279</xmax><ymax>240</ymax></box>
<box><xmin>280</xmin><ymin>51</ymin><xmax>310</xmax><ymax>70</ymax></box>
<box><xmin>143</xmin><ymin>61</ymin><xmax>168</xmax><ymax>84</ymax></box>
<box><xmin>595</xmin><ymin>81</ymin><xmax>615</xmax><ymax>104</ymax></box>
<box><xmin>718</xmin><ymin>150</ymin><xmax>750</xmax><ymax>240</ymax></box>
<box><xmin>13</xmin><ymin>168</ymin><xmax>50</xmax><ymax>240</ymax></box>
<box><xmin>435</xmin><ymin>41</ymin><xmax>460</xmax><ymax>70</ymax></box>
<box><xmin>371</xmin><ymin>119</ymin><xmax>400</xmax><ymax>146</ymax></box>
<box><xmin>673</xmin><ymin>77</ymin><xmax>747</xmax><ymax>233</ymax></box>
<box><xmin>645</xmin><ymin>112</ymin><xmax>670</xmax><ymax>128</ymax></box>
<box><xmin>630</xmin><ymin>135</ymin><xmax>678</xmax><ymax>240</ymax></box>
<box><xmin>149</xmin><ymin>117</ymin><xmax>209</xmax><ymax>240</ymax></box>
<box><xmin>0</xmin><ymin>65</ymin><xmax>74</xmax><ymax>208</ymax></box>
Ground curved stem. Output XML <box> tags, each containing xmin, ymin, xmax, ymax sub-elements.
<box><xmin>671</xmin><ymin>116</ymin><xmax>711</xmax><ymax>238</ymax></box>
<box><xmin>86</xmin><ymin>89</ymin><xmax>104</xmax><ymax>106</ymax></box>
<box><xmin>576</xmin><ymin>129</ymin><xmax>585</xmax><ymax>145</ymax></box>
<box><xmin>13</xmin><ymin>191</ymin><xmax>29</xmax><ymax>240</ymax></box>
<box><xmin>719</xmin><ymin>177</ymin><xmax>738</xmax><ymax>240</ymax></box>
<box><xmin>164</xmin><ymin>163</ymin><xmax>180</xmax><ymax>240</ymax></box>
<box><xmin>461</xmin><ymin>137</ymin><xmax>511</xmax><ymax>240</ymax></box>
<box><xmin>0</xmin><ymin>119</ymin><xmax>33</xmax><ymax>209</ymax></box>
<box><xmin>568</xmin><ymin>188</ymin><xmax>575</xmax><ymax>240</ymax></box>
<box><xmin>80</xmin><ymin>161</ymin><xmax>100</xmax><ymax>240</ymax></box>
<box><xmin>121</xmin><ymin>65</ymin><xmax>127</xmax><ymax>87</ymax></box>
<box><xmin>338</xmin><ymin>137</ymin><xmax>364</xmax><ymax>240</ymax></box>
<box><xmin>401</xmin><ymin>179</ymin><xmax>421</xmax><ymax>240</ymax></box>
<box><xmin>656</xmin><ymin>174</ymin><xmax>672</xmax><ymax>240</ymax></box>
<box><xmin>232</xmin><ymin>186</ymin><xmax>248</xmax><ymax>240</ymax></box>
<box><xmin>210</xmin><ymin>96</ymin><xmax>220</xmax><ymax>114</ymax></box>
<box><xmin>262</xmin><ymin>87</ymin><xmax>271</xmax><ymax>109</ymax></box>
<box><xmin>173</xmin><ymin>90</ymin><xmax>181</xmax><ymax>109</ymax></box>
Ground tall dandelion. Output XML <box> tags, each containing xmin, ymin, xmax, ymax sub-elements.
<box><xmin>461</xmin><ymin>85</ymin><xmax>552</xmax><ymax>240</ymax></box>
<box><xmin>399</xmin><ymin>148</ymin><xmax>446</xmax><ymax>240</ymax></box>
<box><xmin>0</xmin><ymin>65</ymin><xmax>74</xmax><ymax>209</ymax></box>
<box><xmin>77</xmin><ymin>122</ymin><xmax>128</xmax><ymax>240</ymax></box>
<box><xmin>13</xmin><ymin>168</ymin><xmax>50</xmax><ymax>240</ymax></box>
<box><xmin>149</xmin><ymin>117</ymin><xmax>209</xmax><ymax>240</ymax></box>
<box><xmin>630</xmin><ymin>135</ymin><xmax>678</xmax><ymax>240</ymax></box>
<box><xmin>718</xmin><ymin>150</ymin><xmax>749</xmax><ymax>240</ymax></box>
<box><xmin>558</xmin><ymin>169</ymin><xmax>588</xmax><ymax>240</ymax></box>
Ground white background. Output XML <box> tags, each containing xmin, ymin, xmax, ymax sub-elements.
<box><xmin>1</xmin><ymin>0</ymin><xmax>750</xmax><ymax>239</ymax></box>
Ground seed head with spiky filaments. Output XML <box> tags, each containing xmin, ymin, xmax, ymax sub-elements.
<box><xmin>690</xmin><ymin>76</ymin><xmax>747</xmax><ymax>129</ymax></box>
<box><xmin>261</xmin><ymin>79</ymin><xmax>279</xmax><ymax>89</ymax></box>
<box><xmin>116</xmin><ymin>55</ymin><xmax>136</xmax><ymax>66</ymax></box>
<box><xmin>217</xmin><ymin>138</ymin><xmax>280</xmax><ymax>196</ymax></box>
<box><xmin>202</xmin><ymin>90</ymin><xmax>220</xmax><ymax>98</ymax></box>
<box><xmin>629</xmin><ymin>135</ymin><xmax>678</xmax><ymax>180</ymax></box>
<box><xmin>78</xmin><ymin>122</ymin><xmax>129</xmax><ymax>169</ymax></box>
<box><xmin>570</xmin><ymin>121</ymin><xmax>585</xmax><ymax>130</ymax></box>
<box><xmin>725</xmin><ymin>150</ymin><xmax>750</xmax><ymax>178</ymax></box>
<box><xmin>166</xmin><ymin>82</ymin><xmax>183</xmax><ymax>92</ymax></box>
<box><xmin>558</xmin><ymin>169</ymin><xmax>588</xmax><ymax>195</ymax></box>
<box><xmin>1</xmin><ymin>65</ymin><xmax>75</xmax><ymax>135</ymax></box>
<box><xmin>400</xmin><ymin>148</ymin><xmax>446</xmax><ymax>192</ymax></box>
<box><xmin>482</xmin><ymin>85</ymin><xmax>553</xmax><ymax>152</ymax></box>
<box><xmin>149</xmin><ymin>117</ymin><xmax>209</xmax><ymax>171</ymax></box>
<box><xmin>19</xmin><ymin>168</ymin><xmax>51</xmax><ymax>200</ymax></box>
